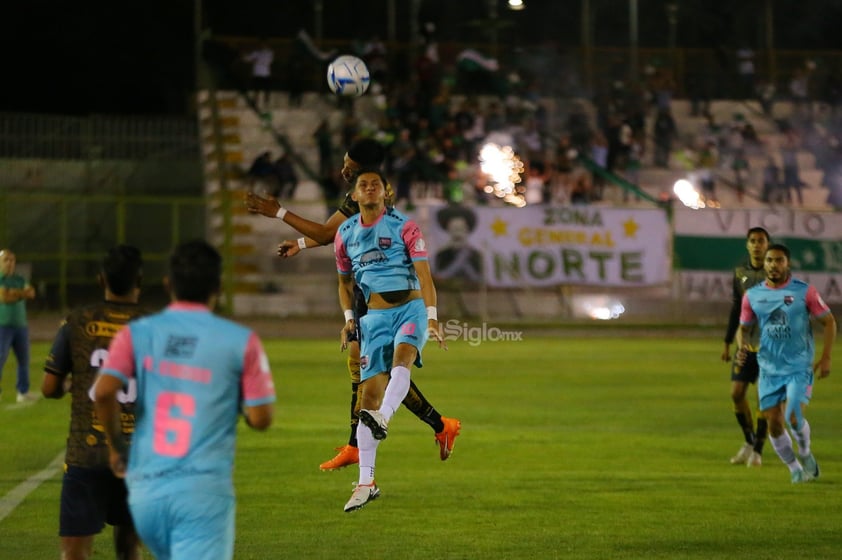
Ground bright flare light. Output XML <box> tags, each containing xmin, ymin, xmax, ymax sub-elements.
<box><xmin>673</xmin><ymin>179</ymin><xmax>706</xmax><ymax>209</ymax></box>
<box><xmin>574</xmin><ymin>295</ymin><xmax>626</xmax><ymax>320</ymax></box>
<box><xmin>585</xmin><ymin>301</ymin><xmax>625</xmax><ymax>320</ymax></box>
<box><xmin>508</xmin><ymin>0</ymin><xmax>525</xmax><ymax>10</ymax></box>
<box><xmin>479</xmin><ymin>142</ymin><xmax>524</xmax><ymax>206</ymax></box>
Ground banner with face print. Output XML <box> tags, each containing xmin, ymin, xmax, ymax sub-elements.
<box><xmin>419</xmin><ymin>205</ymin><xmax>671</xmax><ymax>288</ymax></box>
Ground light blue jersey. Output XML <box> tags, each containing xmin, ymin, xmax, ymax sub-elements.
<box><xmin>100</xmin><ymin>302</ymin><xmax>275</xmax><ymax>560</ymax></box>
<box><xmin>740</xmin><ymin>277</ymin><xmax>831</xmax><ymax>377</ymax></box>
<box><xmin>334</xmin><ymin>207</ymin><xmax>428</xmax><ymax>302</ymax></box>
<box><xmin>335</xmin><ymin>207</ymin><xmax>430</xmax><ymax>379</ymax></box>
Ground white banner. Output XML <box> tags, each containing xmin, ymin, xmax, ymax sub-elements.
<box><xmin>678</xmin><ymin>271</ymin><xmax>842</xmax><ymax>303</ymax></box>
<box><xmin>673</xmin><ymin>207</ymin><xmax>842</xmax><ymax>302</ymax></box>
<box><xmin>420</xmin><ymin>205</ymin><xmax>671</xmax><ymax>288</ymax></box>
<box><xmin>674</xmin><ymin>207</ymin><xmax>842</xmax><ymax>238</ymax></box>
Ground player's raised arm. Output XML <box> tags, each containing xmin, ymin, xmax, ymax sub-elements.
<box><xmin>246</xmin><ymin>191</ymin><xmax>349</xmax><ymax>246</ymax></box>
<box><xmin>277</xmin><ymin>210</ymin><xmax>351</xmax><ymax>257</ymax></box>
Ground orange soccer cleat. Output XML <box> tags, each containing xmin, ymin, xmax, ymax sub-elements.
<box><xmin>434</xmin><ymin>417</ymin><xmax>462</xmax><ymax>461</ymax></box>
<box><xmin>319</xmin><ymin>444</ymin><xmax>359</xmax><ymax>471</ymax></box>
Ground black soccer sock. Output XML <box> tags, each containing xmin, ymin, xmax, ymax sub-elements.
<box><xmin>735</xmin><ymin>412</ymin><xmax>756</xmax><ymax>445</ymax></box>
<box><xmin>402</xmin><ymin>380</ymin><xmax>444</xmax><ymax>433</ymax></box>
<box><xmin>754</xmin><ymin>417</ymin><xmax>768</xmax><ymax>454</ymax></box>
<box><xmin>348</xmin><ymin>382</ymin><xmax>361</xmax><ymax>447</ymax></box>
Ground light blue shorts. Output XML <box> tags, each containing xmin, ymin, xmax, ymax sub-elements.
<box><xmin>758</xmin><ymin>371</ymin><xmax>813</xmax><ymax>412</ymax></box>
<box><xmin>129</xmin><ymin>481</ymin><xmax>235</xmax><ymax>560</ymax></box>
<box><xmin>358</xmin><ymin>298</ymin><xmax>427</xmax><ymax>381</ymax></box>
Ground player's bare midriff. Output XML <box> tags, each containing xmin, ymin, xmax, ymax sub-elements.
<box><xmin>368</xmin><ymin>289</ymin><xmax>421</xmax><ymax>309</ymax></box>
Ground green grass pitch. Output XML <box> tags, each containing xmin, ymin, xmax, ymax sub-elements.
<box><xmin>1</xmin><ymin>336</ymin><xmax>841</xmax><ymax>559</ymax></box>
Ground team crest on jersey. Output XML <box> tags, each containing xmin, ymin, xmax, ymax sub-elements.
<box><xmin>784</xmin><ymin>296</ymin><xmax>794</xmax><ymax>305</ymax></box>
<box><xmin>165</xmin><ymin>335</ymin><xmax>198</xmax><ymax>358</ymax></box>
<box><xmin>378</xmin><ymin>237</ymin><xmax>392</xmax><ymax>249</ymax></box>
<box><xmin>360</xmin><ymin>355</ymin><xmax>369</xmax><ymax>370</ymax></box>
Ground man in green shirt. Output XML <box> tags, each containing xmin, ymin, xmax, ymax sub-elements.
<box><xmin>0</xmin><ymin>249</ymin><xmax>36</xmax><ymax>402</ymax></box>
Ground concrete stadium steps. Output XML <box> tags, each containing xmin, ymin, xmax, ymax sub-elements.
<box><xmin>438</xmin><ymin>289</ymin><xmax>565</xmax><ymax>320</ymax></box>
<box><xmin>647</xmin><ymin>98</ymin><xmax>832</xmax><ymax>210</ymax></box>
<box><xmin>232</xmin><ymin>272</ymin><xmax>339</xmax><ymax>318</ymax></box>
<box><xmin>198</xmin><ymin>89</ymin><xmax>350</xmax><ymax>315</ymax></box>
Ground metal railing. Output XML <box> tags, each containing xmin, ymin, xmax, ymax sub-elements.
<box><xmin>0</xmin><ymin>191</ymin><xmax>207</xmax><ymax>310</ymax></box>
<box><xmin>0</xmin><ymin>112</ymin><xmax>199</xmax><ymax>160</ymax></box>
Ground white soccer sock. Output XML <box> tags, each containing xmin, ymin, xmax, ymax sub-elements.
<box><xmin>770</xmin><ymin>431</ymin><xmax>801</xmax><ymax>472</ymax></box>
<box><xmin>792</xmin><ymin>419</ymin><xmax>812</xmax><ymax>457</ymax></box>
<box><xmin>380</xmin><ymin>365</ymin><xmax>411</xmax><ymax>420</ymax></box>
<box><xmin>356</xmin><ymin>423</ymin><xmax>379</xmax><ymax>486</ymax></box>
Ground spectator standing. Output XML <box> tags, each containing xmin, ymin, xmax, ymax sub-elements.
<box><xmin>0</xmin><ymin>249</ymin><xmax>36</xmax><ymax>402</ymax></box>
<box><xmin>243</xmin><ymin>39</ymin><xmax>274</xmax><ymax>110</ymax></box>
<box><xmin>622</xmin><ymin>139</ymin><xmax>643</xmax><ymax>203</ymax></box>
<box><xmin>653</xmin><ymin>108</ymin><xmax>677</xmax><ymax>168</ymax></box>
<box><xmin>314</xmin><ymin>119</ymin><xmax>335</xmax><ymax>180</ymax></box>
<box><xmin>761</xmin><ymin>157</ymin><xmax>784</xmax><ymax>204</ymax></box>
<box><xmin>246</xmin><ymin>151</ymin><xmax>278</xmax><ymax>195</ymax></box>
<box><xmin>273</xmin><ymin>153</ymin><xmax>299</xmax><ymax>200</ymax></box>
<box><xmin>780</xmin><ymin>130</ymin><xmax>804</xmax><ymax>206</ymax></box>
<box><xmin>590</xmin><ymin>130</ymin><xmax>609</xmax><ymax>200</ymax></box>
<box><xmin>790</xmin><ymin>66</ymin><xmax>811</xmax><ymax>119</ymax></box>
<box><xmin>697</xmin><ymin>140</ymin><xmax>719</xmax><ymax>205</ymax></box>
<box><xmin>736</xmin><ymin>46</ymin><xmax>756</xmax><ymax>100</ymax></box>
<box><xmin>362</xmin><ymin>35</ymin><xmax>388</xmax><ymax>85</ymax></box>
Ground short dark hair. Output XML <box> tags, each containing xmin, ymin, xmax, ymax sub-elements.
<box><xmin>168</xmin><ymin>240</ymin><xmax>222</xmax><ymax>303</ymax></box>
<box><xmin>354</xmin><ymin>166</ymin><xmax>389</xmax><ymax>187</ymax></box>
<box><xmin>102</xmin><ymin>245</ymin><xmax>143</xmax><ymax>296</ymax></box>
<box><xmin>767</xmin><ymin>243</ymin><xmax>790</xmax><ymax>260</ymax></box>
<box><xmin>347</xmin><ymin>138</ymin><xmax>386</xmax><ymax>167</ymax></box>
<box><xmin>747</xmin><ymin>226</ymin><xmax>770</xmax><ymax>242</ymax></box>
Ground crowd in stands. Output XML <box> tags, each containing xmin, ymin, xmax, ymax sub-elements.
<box><xmin>230</xmin><ymin>32</ymin><xmax>842</xmax><ymax>211</ymax></box>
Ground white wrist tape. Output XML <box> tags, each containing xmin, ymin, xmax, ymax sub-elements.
<box><xmin>343</xmin><ymin>309</ymin><xmax>354</xmax><ymax>322</ymax></box>
<box><xmin>275</xmin><ymin>206</ymin><xmax>287</xmax><ymax>219</ymax></box>
<box><xmin>297</xmin><ymin>237</ymin><xmax>307</xmax><ymax>250</ymax></box>
<box><xmin>426</xmin><ymin>306</ymin><xmax>437</xmax><ymax>321</ymax></box>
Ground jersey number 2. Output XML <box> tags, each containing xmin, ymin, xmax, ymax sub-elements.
<box><xmin>153</xmin><ymin>392</ymin><xmax>195</xmax><ymax>457</ymax></box>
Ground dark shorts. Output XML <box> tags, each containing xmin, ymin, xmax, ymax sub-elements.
<box><xmin>731</xmin><ymin>351</ymin><xmax>759</xmax><ymax>384</ymax></box>
<box><xmin>346</xmin><ymin>285</ymin><xmax>369</xmax><ymax>344</ymax></box>
<box><xmin>59</xmin><ymin>465</ymin><xmax>132</xmax><ymax>537</ymax></box>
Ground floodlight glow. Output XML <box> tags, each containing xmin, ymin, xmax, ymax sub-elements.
<box><xmin>673</xmin><ymin>179</ymin><xmax>705</xmax><ymax>209</ymax></box>
<box><xmin>479</xmin><ymin>142</ymin><xmax>525</xmax><ymax>205</ymax></box>
<box><xmin>584</xmin><ymin>300</ymin><xmax>625</xmax><ymax>320</ymax></box>
<box><xmin>508</xmin><ymin>0</ymin><xmax>525</xmax><ymax>10</ymax></box>
<box><xmin>573</xmin><ymin>295</ymin><xmax>626</xmax><ymax>321</ymax></box>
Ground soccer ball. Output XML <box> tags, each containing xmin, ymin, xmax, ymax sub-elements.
<box><xmin>327</xmin><ymin>55</ymin><xmax>371</xmax><ymax>97</ymax></box>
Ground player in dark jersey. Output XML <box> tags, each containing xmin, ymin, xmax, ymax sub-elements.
<box><xmin>721</xmin><ymin>227</ymin><xmax>770</xmax><ymax>467</ymax></box>
<box><xmin>246</xmin><ymin>138</ymin><xmax>461</xmax><ymax>471</ymax></box>
<box><xmin>41</xmin><ymin>245</ymin><xmax>146</xmax><ymax>560</ymax></box>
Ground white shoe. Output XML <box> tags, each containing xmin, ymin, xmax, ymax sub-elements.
<box><xmin>359</xmin><ymin>409</ymin><xmax>389</xmax><ymax>440</ymax></box>
<box><xmin>801</xmin><ymin>453</ymin><xmax>819</xmax><ymax>479</ymax></box>
<box><xmin>730</xmin><ymin>443</ymin><xmax>753</xmax><ymax>465</ymax></box>
<box><xmin>16</xmin><ymin>392</ymin><xmax>38</xmax><ymax>403</ymax></box>
<box><xmin>344</xmin><ymin>482</ymin><xmax>380</xmax><ymax>512</ymax></box>
<box><xmin>746</xmin><ymin>451</ymin><xmax>762</xmax><ymax>468</ymax></box>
